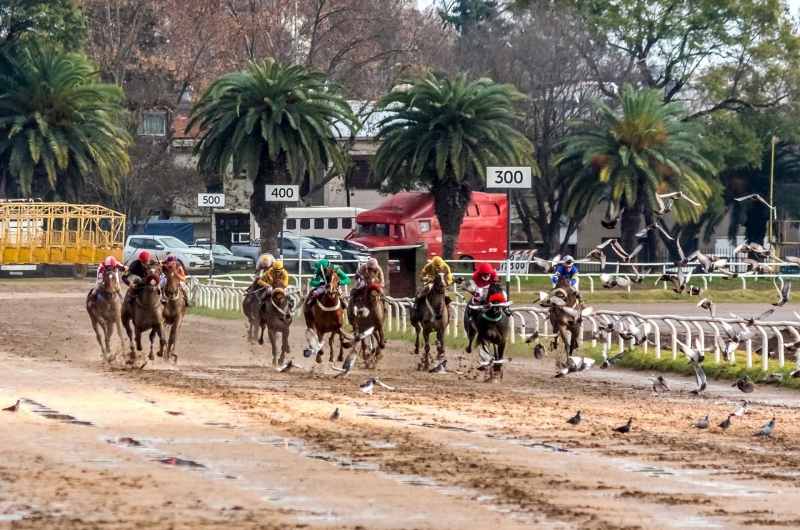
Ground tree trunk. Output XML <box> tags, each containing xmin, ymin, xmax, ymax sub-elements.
<box><xmin>251</xmin><ymin>151</ymin><xmax>290</xmax><ymax>256</ymax></box>
<box><xmin>642</xmin><ymin>207</ymin><xmax>659</xmax><ymax>262</ymax></box>
<box><xmin>619</xmin><ymin>200</ymin><xmax>642</xmax><ymax>253</ymax></box>
<box><xmin>430</xmin><ymin>175</ymin><xmax>472</xmax><ymax>261</ymax></box>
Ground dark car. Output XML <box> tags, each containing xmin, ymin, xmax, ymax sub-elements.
<box><xmin>191</xmin><ymin>243</ymin><xmax>254</xmax><ymax>274</ymax></box>
<box><xmin>308</xmin><ymin>237</ymin><xmax>371</xmax><ymax>273</ymax></box>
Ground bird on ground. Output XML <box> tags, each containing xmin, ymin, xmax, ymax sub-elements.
<box><xmin>735</xmin><ymin>194</ymin><xmax>776</xmax><ymax>215</ymax></box>
<box><xmin>694</xmin><ymin>415</ymin><xmax>710</xmax><ymax>429</ymax></box>
<box><xmin>601</xmin><ymin>204</ymin><xmax>624</xmax><ymax>229</ymax></box>
<box><xmin>754</xmin><ymin>417</ymin><xmax>776</xmax><ymax>437</ymax></box>
<box><xmin>601</xmin><ymin>347</ymin><xmax>625</xmax><ymax>369</ymax></box>
<box><xmin>429</xmin><ymin>359</ymin><xmax>447</xmax><ymax>374</ymax></box>
<box><xmin>760</xmin><ymin>373</ymin><xmax>783</xmax><ymax>385</ymax></box>
<box><xmin>790</xmin><ymin>367</ymin><xmax>800</xmax><ymax>378</ymax></box>
<box><xmin>733</xmin><ymin>400</ymin><xmax>749</xmax><ymax>417</ymax></box>
<box><xmin>650</xmin><ymin>374</ymin><xmax>671</xmax><ymax>393</ymax></box>
<box><xmin>691</xmin><ymin>363</ymin><xmax>707</xmax><ymax>395</ymax></box>
<box><xmin>555</xmin><ymin>356</ymin><xmax>595</xmax><ymax>377</ymax></box>
<box><xmin>478</xmin><ymin>345</ymin><xmax>510</xmax><ymax>371</ymax></box>
<box><xmin>277</xmin><ymin>359</ymin><xmax>301</xmax><ymax>373</ymax></box>
<box><xmin>614</xmin><ymin>418</ymin><xmax>633</xmax><ymax>433</ymax></box>
<box><xmin>658</xmin><ymin>191</ymin><xmax>701</xmax><ymax>206</ymax></box>
<box><xmin>360</xmin><ymin>377</ymin><xmax>395</xmax><ymax>395</ymax></box>
<box><xmin>654</xmin><ymin>195</ymin><xmax>674</xmax><ymax>216</ymax></box>
<box><xmin>734</xmin><ymin>376</ymin><xmax>758</xmax><ymax>393</ymax></box>
<box><xmin>600</xmin><ymin>274</ymin><xmax>631</xmax><ymax>289</ymax></box>
<box><xmin>2</xmin><ymin>400</ymin><xmax>19</xmax><ymax>412</ymax></box>
<box><xmin>678</xmin><ymin>338</ymin><xmax>707</xmax><ymax>364</ymax></box>
<box><xmin>773</xmin><ymin>280</ymin><xmax>791</xmax><ymax>307</ymax></box>
<box><xmin>731</xmin><ymin>309</ymin><xmax>774</xmax><ymax>327</ymax></box>
<box><xmin>718</xmin><ymin>415</ymin><xmax>732</xmax><ymax>430</ymax></box>
<box><xmin>566</xmin><ymin>411</ymin><xmax>582</xmax><ymax>425</ymax></box>
<box><xmin>636</xmin><ymin>222</ymin><xmax>674</xmax><ymax>240</ymax></box>
<box><xmin>331</xmin><ymin>351</ymin><xmax>358</xmax><ymax>378</ymax></box>
<box><xmin>697</xmin><ymin>298</ymin><xmax>716</xmax><ymax>318</ymax></box>
<box><xmin>689</xmin><ymin>250</ymin><xmax>728</xmax><ymax>273</ymax></box>
<box><xmin>533</xmin><ymin>343</ymin><xmax>547</xmax><ymax>360</ymax></box>
<box><xmin>330</xmin><ymin>408</ymin><xmax>340</xmax><ymax>420</ymax></box>
<box><xmin>532</xmin><ymin>254</ymin><xmax>562</xmax><ymax>274</ymax></box>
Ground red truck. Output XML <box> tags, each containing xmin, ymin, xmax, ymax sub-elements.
<box><xmin>347</xmin><ymin>191</ymin><xmax>508</xmax><ymax>263</ymax></box>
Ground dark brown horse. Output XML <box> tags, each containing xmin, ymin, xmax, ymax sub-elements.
<box><xmin>465</xmin><ymin>281</ymin><xmax>511</xmax><ymax>380</ymax></box>
<box><xmin>160</xmin><ymin>262</ymin><xmax>186</xmax><ymax>363</ymax></box>
<box><xmin>410</xmin><ymin>271</ymin><xmax>450</xmax><ymax>370</ymax></box>
<box><xmin>121</xmin><ymin>273</ymin><xmax>166</xmax><ymax>365</ymax></box>
<box><xmin>243</xmin><ymin>283</ymin><xmax>264</xmax><ymax>343</ymax></box>
<box><xmin>86</xmin><ymin>268</ymin><xmax>125</xmax><ymax>360</ymax></box>
<box><xmin>549</xmin><ymin>276</ymin><xmax>582</xmax><ymax>360</ymax></box>
<box><xmin>259</xmin><ymin>283</ymin><xmax>293</xmax><ymax>366</ymax></box>
<box><xmin>303</xmin><ymin>264</ymin><xmax>350</xmax><ymax>363</ymax></box>
<box><xmin>348</xmin><ymin>279</ymin><xmax>387</xmax><ymax>368</ymax></box>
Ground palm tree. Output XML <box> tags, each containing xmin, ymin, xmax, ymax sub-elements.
<box><xmin>373</xmin><ymin>73</ymin><xmax>534</xmax><ymax>260</ymax></box>
<box><xmin>0</xmin><ymin>47</ymin><xmax>130</xmax><ymax>200</ymax></box>
<box><xmin>188</xmin><ymin>59</ymin><xmax>357</xmax><ymax>256</ymax></box>
<box><xmin>559</xmin><ymin>84</ymin><xmax>715</xmax><ymax>254</ymax></box>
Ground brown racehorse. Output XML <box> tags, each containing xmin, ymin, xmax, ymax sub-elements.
<box><xmin>86</xmin><ymin>269</ymin><xmax>126</xmax><ymax>360</ymax></box>
<box><xmin>465</xmin><ymin>281</ymin><xmax>511</xmax><ymax>381</ymax></box>
<box><xmin>160</xmin><ymin>262</ymin><xmax>186</xmax><ymax>363</ymax></box>
<box><xmin>303</xmin><ymin>264</ymin><xmax>350</xmax><ymax>364</ymax></box>
<box><xmin>243</xmin><ymin>288</ymin><xmax>262</xmax><ymax>343</ymax></box>
<box><xmin>121</xmin><ymin>273</ymin><xmax>166</xmax><ymax>365</ymax></box>
<box><xmin>348</xmin><ymin>277</ymin><xmax>387</xmax><ymax>368</ymax></box>
<box><xmin>259</xmin><ymin>283</ymin><xmax>293</xmax><ymax>366</ymax></box>
<box><xmin>549</xmin><ymin>276</ymin><xmax>582</xmax><ymax>360</ymax></box>
<box><xmin>410</xmin><ymin>271</ymin><xmax>450</xmax><ymax>371</ymax></box>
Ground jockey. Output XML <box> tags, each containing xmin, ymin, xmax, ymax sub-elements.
<box><xmin>257</xmin><ymin>260</ymin><xmax>289</xmax><ymax>300</ymax></box>
<box><xmin>307</xmin><ymin>259</ymin><xmax>351</xmax><ymax>307</ymax></box>
<box><xmin>552</xmin><ymin>255</ymin><xmax>581</xmax><ymax>299</ymax></box>
<box><xmin>90</xmin><ymin>256</ymin><xmax>125</xmax><ymax>299</ymax></box>
<box><xmin>470</xmin><ymin>262</ymin><xmax>498</xmax><ymax>303</ymax></box>
<box><xmin>351</xmin><ymin>258</ymin><xmax>384</xmax><ymax>301</ymax></box>
<box><xmin>122</xmin><ymin>251</ymin><xmax>153</xmax><ymax>289</ymax></box>
<box><xmin>254</xmin><ymin>253</ymin><xmax>275</xmax><ymax>280</ymax></box>
<box><xmin>417</xmin><ymin>256</ymin><xmax>453</xmax><ymax>293</ymax></box>
<box><xmin>160</xmin><ymin>254</ymin><xmax>191</xmax><ymax>305</ymax></box>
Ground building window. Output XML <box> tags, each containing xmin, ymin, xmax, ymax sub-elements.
<box><xmin>301</xmin><ymin>218</ymin><xmax>310</xmax><ymax>230</ymax></box>
<box><xmin>348</xmin><ymin>159</ymin><xmax>380</xmax><ymax>190</ymax></box>
<box><xmin>286</xmin><ymin>219</ymin><xmax>297</xmax><ymax>230</ymax></box>
<box><xmin>342</xmin><ymin>218</ymin><xmax>352</xmax><ymax>229</ymax></box>
<box><xmin>328</xmin><ymin>218</ymin><xmax>338</xmax><ymax>229</ymax></box>
<box><xmin>137</xmin><ymin>111</ymin><xmax>167</xmax><ymax>136</ymax></box>
<box><xmin>419</xmin><ymin>221</ymin><xmax>431</xmax><ymax>233</ymax></box>
<box><xmin>314</xmin><ymin>218</ymin><xmax>324</xmax><ymax>229</ymax></box>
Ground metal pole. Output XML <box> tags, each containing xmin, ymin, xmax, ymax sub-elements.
<box><xmin>506</xmin><ymin>189</ymin><xmax>511</xmax><ymax>298</ymax></box>
<box><xmin>209</xmin><ymin>209</ymin><xmax>214</xmax><ymax>281</ymax></box>
<box><xmin>770</xmin><ymin>135</ymin><xmax>776</xmax><ymax>252</ymax></box>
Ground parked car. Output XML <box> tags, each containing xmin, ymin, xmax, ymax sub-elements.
<box><xmin>308</xmin><ymin>236</ymin><xmax>370</xmax><ymax>273</ymax></box>
<box><xmin>231</xmin><ymin>236</ymin><xmax>342</xmax><ymax>274</ymax></box>
<box><xmin>123</xmin><ymin>235</ymin><xmax>211</xmax><ymax>272</ymax></box>
<box><xmin>190</xmin><ymin>243</ymin><xmax>254</xmax><ymax>274</ymax></box>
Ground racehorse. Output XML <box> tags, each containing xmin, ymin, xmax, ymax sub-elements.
<box><xmin>303</xmin><ymin>264</ymin><xmax>351</xmax><ymax>363</ymax></box>
<box><xmin>348</xmin><ymin>276</ymin><xmax>387</xmax><ymax>368</ymax></box>
<box><xmin>86</xmin><ymin>268</ymin><xmax>126</xmax><ymax>360</ymax></box>
<box><xmin>160</xmin><ymin>261</ymin><xmax>186</xmax><ymax>363</ymax></box>
<box><xmin>549</xmin><ymin>276</ymin><xmax>582</xmax><ymax>360</ymax></box>
<box><xmin>243</xmin><ymin>289</ymin><xmax>262</xmax><ymax>343</ymax></box>
<box><xmin>410</xmin><ymin>271</ymin><xmax>450</xmax><ymax>371</ymax></box>
<box><xmin>121</xmin><ymin>273</ymin><xmax>166</xmax><ymax>365</ymax></box>
<box><xmin>259</xmin><ymin>282</ymin><xmax>293</xmax><ymax>366</ymax></box>
<box><xmin>465</xmin><ymin>281</ymin><xmax>511</xmax><ymax>380</ymax></box>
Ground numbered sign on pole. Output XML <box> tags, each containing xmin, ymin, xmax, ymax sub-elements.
<box><xmin>197</xmin><ymin>193</ymin><xmax>226</xmax><ymax>208</ymax></box>
<box><xmin>486</xmin><ymin>167</ymin><xmax>532</xmax><ymax>189</ymax></box>
<box><xmin>265</xmin><ymin>185</ymin><xmax>299</xmax><ymax>202</ymax></box>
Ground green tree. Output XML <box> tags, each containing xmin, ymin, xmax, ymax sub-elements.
<box><xmin>0</xmin><ymin>0</ymin><xmax>87</xmax><ymax>52</ymax></box>
<box><xmin>373</xmin><ymin>73</ymin><xmax>535</xmax><ymax>260</ymax></box>
<box><xmin>187</xmin><ymin>59</ymin><xmax>357</xmax><ymax>256</ymax></box>
<box><xmin>559</xmin><ymin>84</ymin><xmax>715</xmax><ymax>254</ymax></box>
<box><xmin>439</xmin><ymin>0</ymin><xmax>500</xmax><ymax>33</ymax></box>
<box><xmin>0</xmin><ymin>47</ymin><xmax>130</xmax><ymax>200</ymax></box>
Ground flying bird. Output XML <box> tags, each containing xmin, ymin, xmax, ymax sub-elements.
<box><xmin>773</xmin><ymin>280</ymin><xmax>791</xmax><ymax>307</ymax></box>
<box><xmin>478</xmin><ymin>345</ymin><xmax>510</xmax><ymax>370</ymax></box>
<box><xmin>733</xmin><ymin>400</ymin><xmax>749</xmax><ymax>417</ymax></box>
<box><xmin>697</xmin><ymin>298</ymin><xmax>716</xmax><ymax>318</ymax></box>
<box><xmin>733</xmin><ymin>376</ymin><xmax>758</xmax><ymax>393</ymax></box>
<box><xmin>619</xmin><ymin>322</ymin><xmax>650</xmax><ymax>345</ymax></box>
<box><xmin>672</xmin><ymin>238</ymin><xmax>689</xmax><ymax>267</ymax></box>
<box><xmin>429</xmin><ymin>359</ymin><xmax>447</xmax><ymax>374</ymax></box>
<box><xmin>742</xmin><ymin>258</ymin><xmax>773</xmax><ymax>275</ymax></box>
<box><xmin>650</xmin><ymin>374</ymin><xmax>671</xmax><ymax>393</ymax></box>
<box><xmin>678</xmin><ymin>338</ymin><xmax>706</xmax><ymax>365</ymax></box>
<box><xmin>277</xmin><ymin>359</ymin><xmax>302</xmax><ymax>373</ymax></box>
<box><xmin>614</xmin><ymin>418</ymin><xmax>633</xmax><ymax>434</ymax></box>
<box><xmin>601</xmin><ymin>204</ymin><xmax>624</xmax><ymax>229</ymax></box>
<box><xmin>735</xmin><ymin>193</ymin><xmax>776</xmax><ymax>215</ymax></box>
<box><xmin>360</xmin><ymin>377</ymin><xmax>395</xmax><ymax>395</ymax></box>
<box><xmin>718</xmin><ymin>414</ymin><xmax>732</xmax><ymax>430</ymax></box>
<box><xmin>331</xmin><ymin>351</ymin><xmax>358</xmax><ymax>378</ymax></box>
<box><xmin>303</xmin><ymin>329</ymin><xmax>325</xmax><ymax>358</ymax></box>
<box><xmin>689</xmin><ymin>250</ymin><xmax>728</xmax><ymax>273</ymax></box>
<box><xmin>566</xmin><ymin>411</ymin><xmax>582</xmax><ymax>425</ymax></box>
<box><xmin>533</xmin><ymin>343</ymin><xmax>547</xmax><ymax>360</ymax></box>
<box><xmin>555</xmin><ymin>356</ymin><xmax>595</xmax><ymax>377</ymax></box>
<box><xmin>636</xmin><ymin>223</ymin><xmax>674</xmax><ymax>240</ymax></box>
<box><xmin>2</xmin><ymin>400</ymin><xmax>19</xmax><ymax>412</ymax></box>
<box><xmin>600</xmin><ymin>274</ymin><xmax>631</xmax><ymax>289</ymax></box>
<box><xmin>561</xmin><ymin>305</ymin><xmax>595</xmax><ymax>325</ymax></box>
<box><xmin>654</xmin><ymin>195</ymin><xmax>674</xmax><ymax>216</ymax></box>
<box><xmin>538</xmin><ymin>291</ymin><xmax>566</xmax><ymax>307</ymax></box>
<box><xmin>532</xmin><ymin>254</ymin><xmax>562</xmax><ymax>274</ymax></box>
<box><xmin>760</xmin><ymin>372</ymin><xmax>783</xmax><ymax>385</ymax></box>
<box><xmin>330</xmin><ymin>408</ymin><xmax>340</xmax><ymax>420</ymax></box>
<box><xmin>691</xmin><ymin>363</ymin><xmax>707</xmax><ymax>395</ymax></box>
<box><xmin>731</xmin><ymin>309</ymin><xmax>774</xmax><ymax>327</ymax></box>
<box><xmin>658</xmin><ymin>190</ymin><xmax>701</xmax><ymax>206</ymax></box>
<box><xmin>601</xmin><ymin>347</ymin><xmax>625</xmax><ymax>369</ymax></box>
<box><xmin>694</xmin><ymin>415</ymin><xmax>710</xmax><ymax>429</ymax></box>
<box><xmin>656</xmin><ymin>266</ymin><xmax>692</xmax><ymax>295</ymax></box>
<box><xmin>754</xmin><ymin>417</ymin><xmax>776</xmax><ymax>437</ymax></box>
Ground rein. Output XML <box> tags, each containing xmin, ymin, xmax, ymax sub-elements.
<box><xmin>481</xmin><ymin>312</ymin><xmax>503</xmax><ymax>322</ymax></box>
<box><xmin>271</xmin><ymin>298</ymin><xmax>288</xmax><ymax>316</ymax></box>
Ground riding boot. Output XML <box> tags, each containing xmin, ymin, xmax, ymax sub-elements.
<box><xmin>341</xmin><ymin>298</ymin><xmax>348</xmax><ymax>311</ymax></box>
<box><xmin>307</xmin><ymin>294</ymin><xmax>317</xmax><ymax>307</ymax></box>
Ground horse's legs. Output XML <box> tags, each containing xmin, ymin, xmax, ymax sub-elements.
<box><xmin>103</xmin><ymin>320</ymin><xmax>113</xmax><ymax>357</ymax></box>
<box><xmin>268</xmin><ymin>327</ymin><xmax>279</xmax><ymax>366</ymax></box>
<box><xmin>168</xmin><ymin>317</ymin><xmax>182</xmax><ymax>363</ymax></box>
<box><xmin>422</xmin><ymin>329</ymin><xmax>432</xmax><ymax>369</ymax></box>
<box><xmin>258</xmin><ymin>320</ymin><xmax>267</xmax><ymax>346</ymax></box>
<box><xmin>279</xmin><ymin>329</ymin><xmax>290</xmax><ymax>366</ymax></box>
<box><xmin>494</xmin><ymin>341</ymin><xmax>506</xmax><ymax>378</ymax></box>
<box><xmin>315</xmin><ymin>330</ymin><xmax>326</xmax><ymax>364</ymax></box>
<box><xmin>148</xmin><ymin>328</ymin><xmax>158</xmax><ymax>361</ymax></box>
<box><xmin>156</xmin><ymin>323</ymin><xmax>167</xmax><ymax>360</ymax></box>
<box><xmin>328</xmin><ymin>332</ymin><xmax>336</xmax><ymax>363</ymax></box>
<box><xmin>436</xmin><ymin>328</ymin><xmax>445</xmax><ymax>360</ymax></box>
<box><xmin>413</xmin><ymin>323</ymin><xmax>421</xmax><ymax>356</ymax></box>
<box><xmin>90</xmin><ymin>316</ymin><xmax>106</xmax><ymax>356</ymax></box>
<box><xmin>336</xmin><ymin>330</ymin><xmax>345</xmax><ymax>363</ymax></box>
<box><xmin>134</xmin><ymin>327</ymin><xmax>143</xmax><ymax>353</ymax></box>
<box><xmin>122</xmin><ymin>317</ymin><xmax>135</xmax><ymax>353</ymax></box>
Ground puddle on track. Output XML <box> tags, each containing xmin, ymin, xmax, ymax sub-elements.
<box><xmin>21</xmin><ymin>398</ymin><xmax>96</xmax><ymax>427</ymax></box>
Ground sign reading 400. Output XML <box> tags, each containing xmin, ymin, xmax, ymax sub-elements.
<box><xmin>265</xmin><ymin>185</ymin><xmax>300</xmax><ymax>202</ymax></box>
<box><xmin>485</xmin><ymin>166</ymin><xmax>532</xmax><ymax>189</ymax></box>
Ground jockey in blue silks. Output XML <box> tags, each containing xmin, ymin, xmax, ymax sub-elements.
<box><xmin>552</xmin><ymin>255</ymin><xmax>581</xmax><ymax>300</ymax></box>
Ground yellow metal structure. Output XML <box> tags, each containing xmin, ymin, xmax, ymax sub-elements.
<box><xmin>0</xmin><ymin>201</ymin><xmax>125</xmax><ymax>265</ymax></box>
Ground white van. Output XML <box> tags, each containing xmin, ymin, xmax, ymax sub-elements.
<box><xmin>123</xmin><ymin>235</ymin><xmax>211</xmax><ymax>272</ymax></box>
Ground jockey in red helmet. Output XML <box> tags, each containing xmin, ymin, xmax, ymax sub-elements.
<box><xmin>90</xmin><ymin>256</ymin><xmax>126</xmax><ymax>299</ymax></box>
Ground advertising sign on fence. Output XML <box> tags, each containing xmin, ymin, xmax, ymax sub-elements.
<box><xmin>498</xmin><ymin>250</ymin><xmax>535</xmax><ymax>273</ymax></box>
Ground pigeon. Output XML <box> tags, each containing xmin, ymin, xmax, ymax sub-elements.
<box><xmin>689</xmin><ymin>250</ymin><xmax>728</xmax><ymax>273</ymax></box>
<box><xmin>654</xmin><ymin>195</ymin><xmax>674</xmax><ymax>216</ymax></box>
<box><xmin>608</xmin><ymin>241</ymin><xmax>643</xmax><ymax>264</ymax></box>
<box><xmin>773</xmin><ymin>281</ymin><xmax>791</xmax><ymax>307</ymax></box>
<box><xmin>600</xmin><ymin>273</ymin><xmax>631</xmax><ymax>289</ymax></box>
<box><xmin>731</xmin><ymin>309</ymin><xmax>774</xmax><ymax>327</ymax></box>
<box><xmin>619</xmin><ymin>322</ymin><xmax>650</xmax><ymax>345</ymax></box>
<box><xmin>760</xmin><ymin>373</ymin><xmax>783</xmax><ymax>385</ymax></box>
<box><xmin>561</xmin><ymin>305</ymin><xmax>594</xmax><ymax>325</ymax></box>
<box><xmin>733</xmin><ymin>400</ymin><xmax>749</xmax><ymax>417</ymax></box>
<box><xmin>735</xmin><ymin>193</ymin><xmax>776</xmax><ymax>215</ymax></box>
<box><xmin>656</xmin><ymin>265</ymin><xmax>692</xmax><ymax>294</ymax></box>
<box><xmin>566</xmin><ymin>411</ymin><xmax>582</xmax><ymax>425</ymax></box>
<box><xmin>331</xmin><ymin>351</ymin><xmax>358</xmax><ymax>378</ymax></box>
<box><xmin>584</xmin><ymin>248</ymin><xmax>607</xmax><ymax>270</ymax></box>
<box><xmin>636</xmin><ymin>222</ymin><xmax>674</xmax><ymax>240</ymax></box>
<box><xmin>718</xmin><ymin>268</ymin><xmax>740</xmax><ymax>280</ymax></box>
<box><xmin>2</xmin><ymin>400</ymin><xmax>19</xmax><ymax>412</ymax></box>
<box><xmin>733</xmin><ymin>376</ymin><xmax>758</xmax><ymax>393</ymax></box>
<box><xmin>601</xmin><ymin>204</ymin><xmax>624</xmax><ymax>229</ymax></box>
<box><xmin>555</xmin><ymin>356</ymin><xmax>595</xmax><ymax>377</ymax></box>
<box><xmin>650</xmin><ymin>374</ymin><xmax>671</xmax><ymax>393</ymax></box>
<box><xmin>658</xmin><ymin>190</ymin><xmax>701</xmax><ymax>206</ymax></box>
<box><xmin>742</xmin><ymin>258</ymin><xmax>773</xmax><ymax>275</ymax></box>
<box><xmin>601</xmin><ymin>347</ymin><xmax>625</xmax><ymax>369</ymax></box>
<box><xmin>790</xmin><ymin>367</ymin><xmax>800</xmax><ymax>378</ymax></box>
<box><xmin>690</xmin><ymin>363</ymin><xmax>707</xmax><ymax>395</ymax></box>
<box><xmin>533</xmin><ymin>343</ymin><xmax>547</xmax><ymax>359</ymax></box>
<box><xmin>360</xmin><ymin>378</ymin><xmax>374</xmax><ymax>394</ymax></box>
<box><xmin>538</xmin><ymin>291</ymin><xmax>566</xmax><ymax>307</ymax></box>
<box><xmin>754</xmin><ymin>417</ymin><xmax>776</xmax><ymax>437</ymax></box>
<box><xmin>532</xmin><ymin>254</ymin><xmax>562</xmax><ymax>273</ymax></box>
<box><xmin>330</xmin><ymin>407</ymin><xmax>340</xmax><ymax>420</ymax></box>
<box><xmin>716</xmin><ymin>335</ymin><xmax>736</xmax><ymax>361</ymax></box>
<box><xmin>697</xmin><ymin>298</ymin><xmax>716</xmax><ymax>318</ymax></box>
<box><xmin>672</xmin><ymin>238</ymin><xmax>689</xmax><ymax>267</ymax></box>
<box><xmin>721</xmin><ymin>321</ymin><xmax>754</xmax><ymax>343</ymax></box>
<box><xmin>303</xmin><ymin>329</ymin><xmax>325</xmax><ymax>358</ymax></box>
<box><xmin>678</xmin><ymin>338</ymin><xmax>706</xmax><ymax>364</ymax></box>
<box><xmin>614</xmin><ymin>418</ymin><xmax>633</xmax><ymax>433</ymax></box>
<box><xmin>277</xmin><ymin>359</ymin><xmax>301</xmax><ymax>372</ymax></box>
<box><xmin>694</xmin><ymin>415</ymin><xmax>710</xmax><ymax>429</ymax></box>
<box><xmin>429</xmin><ymin>359</ymin><xmax>447</xmax><ymax>374</ymax></box>
<box><xmin>718</xmin><ymin>414</ymin><xmax>732</xmax><ymax>430</ymax></box>
<box><xmin>478</xmin><ymin>345</ymin><xmax>510</xmax><ymax>370</ymax></box>
<box><xmin>631</xmin><ymin>266</ymin><xmax>652</xmax><ymax>284</ymax></box>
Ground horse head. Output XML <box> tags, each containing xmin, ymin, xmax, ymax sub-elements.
<box><xmin>271</xmin><ymin>287</ymin><xmax>288</xmax><ymax>309</ymax></box>
<box><xmin>102</xmin><ymin>268</ymin><xmax>119</xmax><ymax>292</ymax></box>
<box><xmin>324</xmin><ymin>264</ymin><xmax>340</xmax><ymax>295</ymax></box>
<box><xmin>433</xmin><ymin>271</ymin><xmax>447</xmax><ymax>294</ymax></box>
<box><xmin>365</xmin><ymin>283</ymin><xmax>382</xmax><ymax>302</ymax></box>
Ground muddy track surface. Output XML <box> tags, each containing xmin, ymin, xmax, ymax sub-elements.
<box><xmin>1</xmin><ymin>280</ymin><xmax>800</xmax><ymax>529</ymax></box>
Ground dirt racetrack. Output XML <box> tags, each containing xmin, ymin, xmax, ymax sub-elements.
<box><xmin>2</xmin><ymin>280</ymin><xmax>800</xmax><ymax>529</ymax></box>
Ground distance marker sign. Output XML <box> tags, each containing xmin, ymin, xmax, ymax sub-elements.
<box><xmin>197</xmin><ymin>193</ymin><xmax>225</xmax><ymax>208</ymax></box>
<box><xmin>485</xmin><ymin>167</ymin><xmax>532</xmax><ymax>189</ymax></box>
<box><xmin>265</xmin><ymin>185</ymin><xmax>300</xmax><ymax>202</ymax></box>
